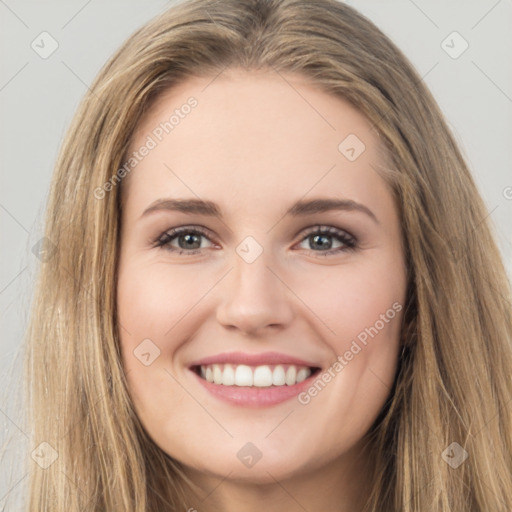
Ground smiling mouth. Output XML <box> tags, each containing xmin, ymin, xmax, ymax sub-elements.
<box><xmin>191</xmin><ymin>363</ymin><xmax>322</xmax><ymax>387</ymax></box>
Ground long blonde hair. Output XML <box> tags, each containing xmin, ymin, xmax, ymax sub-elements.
<box><xmin>24</xmin><ymin>0</ymin><xmax>512</xmax><ymax>510</ymax></box>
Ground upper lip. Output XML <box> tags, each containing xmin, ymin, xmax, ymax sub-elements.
<box><xmin>188</xmin><ymin>351</ymin><xmax>321</xmax><ymax>368</ymax></box>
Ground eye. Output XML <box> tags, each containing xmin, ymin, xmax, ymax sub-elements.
<box><xmin>154</xmin><ymin>226</ymin><xmax>215</xmax><ymax>254</ymax></box>
<box><xmin>153</xmin><ymin>225</ymin><xmax>357</xmax><ymax>256</ymax></box>
<box><xmin>295</xmin><ymin>226</ymin><xmax>357</xmax><ymax>256</ymax></box>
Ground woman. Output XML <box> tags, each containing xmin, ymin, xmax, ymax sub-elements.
<box><xmin>25</xmin><ymin>0</ymin><xmax>512</xmax><ymax>510</ymax></box>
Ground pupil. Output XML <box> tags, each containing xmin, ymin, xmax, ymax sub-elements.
<box><xmin>311</xmin><ymin>234</ymin><xmax>331</xmax><ymax>250</ymax></box>
<box><xmin>180</xmin><ymin>234</ymin><xmax>200</xmax><ymax>249</ymax></box>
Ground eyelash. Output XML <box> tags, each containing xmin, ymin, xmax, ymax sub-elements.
<box><xmin>153</xmin><ymin>225</ymin><xmax>357</xmax><ymax>257</ymax></box>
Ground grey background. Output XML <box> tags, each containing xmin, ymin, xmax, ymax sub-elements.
<box><xmin>1</xmin><ymin>0</ymin><xmax>511</xmax><ymax>508</ymax></box>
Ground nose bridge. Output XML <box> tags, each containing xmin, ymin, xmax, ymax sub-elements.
<box><xmin>234</xmin><ymin>245</ymin><xmax>275</xmax><ymax>297</ymax></box>
<box><xmin>215</xmin><ymin>239</ymin><xmax>294</xmax><ymax>334</ymax></box>
<box><xmin>231</xmin><ymin>233</ymin><xmax>277</xmax><ymax>293</ymax></box>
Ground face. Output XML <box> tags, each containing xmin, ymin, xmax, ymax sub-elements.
<box><xmin>117</xmin><ymin>69</ymin><xmax>407</xmax><ymax>486</ymax></box>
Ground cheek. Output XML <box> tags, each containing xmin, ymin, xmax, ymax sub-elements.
<box><xmin>116</xmin><ymin>262</ymin><xmax>183</xmax><ymax>392</ymax></box>
<box><xmin>117</xmin><ymin>261</ymin><xmax>212</xmax><ymax>347</ymax></box>
<box><xmin>116</xmin><ymin>262</ymin><xmax>201</xmax><ymax>436</ymax></box>
<box><xmin>292</xmin><ymin>258</ymin><xmax>404</xmax><ymax>429</ymax></box>
<box><xmin>291</xmin><ymin>256</ymin><xmax>404</xmax><ymax>352</ymax></box>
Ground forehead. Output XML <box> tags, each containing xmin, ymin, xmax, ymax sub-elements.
<box><xmin>122</xmin><ymin>69</ymin><xmax>390</xmax><ymax>220</ymax></box>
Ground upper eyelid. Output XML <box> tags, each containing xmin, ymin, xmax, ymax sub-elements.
<box><xmin>300</xmin><ymin>225</ymin><xmax>354</xmax><ymax>237</ymax></box>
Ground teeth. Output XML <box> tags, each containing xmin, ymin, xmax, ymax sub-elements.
<box><xmin>235</xmin><ymin>365</ymin><xmax>253</xmax><ymax>386</ymax></box>
<box><xmin>296</xmin><ymin>368</ymin><xmax>310</xmax><ymax>383</ymax></box>
<box><xmin>253</xmin><ymin>366</ymin><xmax>273</xmax><ymax>387</ymax></box>
<box><xmin>222</xmin><ymin>364</ymin><xmax>235</xmax><ymax>385</ymax></box>
<box><xmin>285</xmin><ymin>365</ymin><xmax>296</xmax><ymax>385</ymax></box>
<box><xmin>213</xmin><ymin>364</ymin><xmax>223</xmax><ymax>384</ymax></box>
<box><xmin>272</xmin><ymin>365</ymin><xmax>286</xmax><ymax>386</ymax></box>
<box><xmin>199</xmin><ymin>363</ymin><xmax>313</xmax><ymax>387</ymax></box>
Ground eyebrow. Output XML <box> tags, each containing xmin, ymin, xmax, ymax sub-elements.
<box><xmin>141</xmin><ymin>197</ymin><xmax>379</xmax><ymax>224</ymax></box>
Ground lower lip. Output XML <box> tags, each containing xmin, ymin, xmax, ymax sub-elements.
<box><xmin>190</xmin><ymin>369</ymin><xmax>319</xmax><ymax>407</ymax></box>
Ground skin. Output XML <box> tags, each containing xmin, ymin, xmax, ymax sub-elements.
<box><xmin>117</xmin><ymin>68</ymin><xmax>407</xmax><ymax>512</ymax></box>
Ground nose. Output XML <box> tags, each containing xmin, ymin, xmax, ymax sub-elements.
<box><xmin>215</xmin><ymin>249</ymin><xmax>295</xmax><ymax>336</ymax></box>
